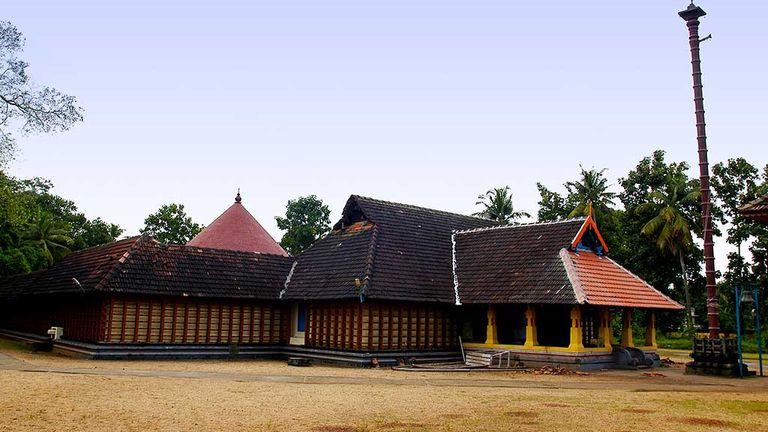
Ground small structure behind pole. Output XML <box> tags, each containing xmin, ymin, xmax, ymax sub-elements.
<box><xmin>739</xmin><ymin>194</ymin><xmax>768</xmax><ymax>377</ymax></box>
<box><xmin>735</xmin><ymin>286</ymin><xmax>744</xmax><ymax>378</ymax></box>
<box><xmin>754</xmin><ymin>288</ymin><xmax>764</xmax><ymax>377</ymax></box>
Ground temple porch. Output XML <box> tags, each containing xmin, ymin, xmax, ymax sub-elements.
<box><xmin>461</xmin><ymin>304</ymin><xmax>659</xmax><ymax>370</ymax></box>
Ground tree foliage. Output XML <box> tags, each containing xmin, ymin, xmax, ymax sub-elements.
<box><xmin>565</xmin><ymin>166</ymin><xmax>617</xmax><ymax>220</ymax></box>
<box><xmin>474</xmin><ymin>186</ymin><xmax>530</xmax><ymax>224</ymax></box>
<box><xmin>140</xmin><ymin>203</ymin><xmax>202</xmax><ymax>245</ymax></box>
<box><xmin>712</xmin><ymin>159</ymin><xmax>768</xmax><ymax>333</ymax></box>
<box><xmin>1</xmin><ymin>21</ymin><xmax>84</xmax><ymax>166</ymax></box>
<box><xmin>275</xmin><ymin>195</ymin><xmax>331</xmax><ymax>256</ymax></box>
<box><xmin>637</xmin><ymin>174</ymin><xmax>701</xmax><ymax>336</ymax></box>
<box><xmin>0</xmin><ymin>171</ymin><xmax>123</xmax><ymax>277</ymax></box>
<box><xmin>536</xmin><ymin>151</ymin><xmax>705</xmax><ymax>332</ymax></box>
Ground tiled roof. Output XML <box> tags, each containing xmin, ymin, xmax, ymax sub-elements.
<box><xmin>283</xmin><ymin>195</ymin><xmax>498</xmax><ymax>302</ymax></box>
<box><xmin>281</xmin><ymin>222</ymin><xmax>376</xmax><ymax>300</ymax></box>
<box><xmin>0</xmin><ymin>236</ymin><xmax>139</xmax><ymax>299</ymax></box>
<box><xmin>454</xmin><ymin>219</ymin><xmax>585</xmax><ymax>304</ymax></box>
<box><xmin>454</xmin><ymin>218</ymin><xmax>683</xmax><ymax>309</ymax></box>
<box><xmin>0</xmin><ymin>236</ymin><xmax>293</xmax><ymax>300</ymax></box>
<box><xmin>187</xmin><ymin>193</ymin><xmax>288</xmax><ymax>256</ymax></box>
<box><xmin>739</xmin><ymin>193</ymin><xmax>768</xmax><ymax>224</ymax></box>
<box><xmin>563</xmin><ymin>250</ymin><xmax>682</xmax><ymax>310</ymax></box>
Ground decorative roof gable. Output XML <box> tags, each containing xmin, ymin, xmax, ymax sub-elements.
<box><xmin>453</xmin><ymin>217</ymin><xmax>683</xmax><ymax>310</ymax></box>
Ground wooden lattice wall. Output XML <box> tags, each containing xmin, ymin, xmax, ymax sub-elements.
<box><xmin>102</xmin><ymin>296</ymin><xmax>290</xmax><ymax>344</ymax></box>
<box><xmin>0</xmin><ymin>295</ymin><xmax>104</xmax><ymax>342</ymax></box>
<box><xmin>304</xmin><ymin>300</ymin><xmax>458</xmax><ymax>351</ymax></box>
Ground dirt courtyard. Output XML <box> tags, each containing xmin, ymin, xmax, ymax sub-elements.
<box><xmin>1</xmin><ymin>343</ymin><xmax>767</xmax><ymax>432</ymax></box>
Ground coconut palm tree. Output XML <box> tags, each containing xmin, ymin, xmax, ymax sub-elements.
<box><xmin>566</xmin><ymin>166</ymin><xmax>616</xmax><ymax>219</ymax></box>
<box><xmin>23</xmin><ymin>211</ymin><xmax>72</xmax><ymax>265</ymax></box>
<box><xmin>637</xmin><ymin>176</ymin><xmax>700</xmax><ymax>338</ymax></box>
<box><xmin>474</xmin><ymin>186</ymin><xmax>530</xmax><ymax>224</ymax></box>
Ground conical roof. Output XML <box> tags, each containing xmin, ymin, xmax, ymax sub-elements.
<box><xmin>187</xmin><ymin>191</ymin><xmax>288</xmax><ymax>256</ymax></box>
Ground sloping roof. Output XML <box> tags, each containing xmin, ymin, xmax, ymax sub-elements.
<box><xmin>282</xmin><ymin>195</ymin><xmax>498</xmax><ymax>302</ymax></box>
<box><xmin>0</xmin><ymin>236</ymin><xmax>294</xmax><ymax>301</ymax></box>
<box><xmin>187</xmin><ymin>192</ymin><xmax>288</xmax><ymax>256</ymax></box>
<box><xmin>739</xmin><ymin>193</ymin><xmax>768</xmax><ymax>224</ymax></box>
<box><xmin>454</xmin><ymin>219</ymin><xmax>585</xmax><ymax>304</ymax></box>
<box><xmin>562</xmin><ymin>250</ymin><xmax>682</xmax><ymax>310</ymax></box>
<box><xmin>454</xmin><ymin>218</ymin><xmax>683</xmax><ymax>310</ymax></box>
<box><xmin>0</xmin><ymin>236</ymin><xmax>139</xmax><ymax>299</ymax></box>
<box><xmin>280</xmin><ymin>221</ymin><xmax>376</xmax><ymax>300</ymax></box>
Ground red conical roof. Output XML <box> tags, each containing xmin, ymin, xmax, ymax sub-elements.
<box><xmin>187</xmin><ymin>191</ymin><xmax>288</xmax><ymax>256</ymax></box>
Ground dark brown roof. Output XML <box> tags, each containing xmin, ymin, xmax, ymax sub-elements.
<box><xmin>0</xmin><ymin>236</ymin><xmax>293</xmax><ymax>300</ymax></box>
<box><xmin>454</xmin><ymin>219</ymin><xmax>585</xmax><ymax>304</ymax></box>
<box><xmin>282</xmin><ymin>195</ymin><xmax>497</xmax><ymax>302</ymax></box>
<box><xmin>739</xmin><ymin>193</ymin><xmax>768</xmax><ymax>224</ymax></box>
<box><xmin>0</xmin><ymin>237</ymin><xmax>139</xmax><ymax>299</ymax></box>
<box><xmin>454</xmin><ymin>218</ymin><xmax>683</xmax><ymax>310</ymax></box>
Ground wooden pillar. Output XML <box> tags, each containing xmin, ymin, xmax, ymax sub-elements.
<box><xmin>599</xmin><ymin>309</ymin><xmax>612</xmax><ymax>349</ymax></box>
<box><xmin>567</xmin><ymin>306</ymin><xmax>583</xmax><ymax>351</ymax></box>
<box><xmin>485</xmin><ymin>304</ymin><xmax>498</xmax><ymax>345</ymax></box>
<box><xmin>621</xmin><ymin>309</ymin><xmax>634</xmax><ymax>347</ymax></box>
<box><xmin>524</xmin><ymin>305</ymin><xmax>538</xmax><ymax>348</ymax></box>
<box><xmin>645</xmin><ymin>311</ymin><xmax>657</xmax><ymax>348</ymax></box>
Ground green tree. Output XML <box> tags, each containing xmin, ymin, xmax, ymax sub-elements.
<box><xmin>535</xmin><ymin>183</ymin><xmax>570</xmax><ymax>222</ymax></box>
<box><xmin>1</xmin><ymin>172</ymin><xmax>121</xmax><ymax>276</ymax></box>
<box><xmin>275</xmin><ymin>195</ymin><xmax>331</xmax><ymax>255</ymax></box>
<box><xmin>712</xmin><ymin>158</ymin><xmax>760</xmax><ymax>272</ymax></box>
<box><xmin>537</xmin><ymin>166</ymin><xmax>625</xmax><ymax>258</ymax></box>
<box><xmin>637</xmin><ymin>175</ymin><xmax>700</xmax><ymax>338</ymax></box>
<box><xmin>23</xmin><ymin>210</ymin><xmax>73</xmax><ymax>265</ymax></box>
<box><xmin>71</xmin><ymin>216</ymin><xmax>124</xmax><ymax>250</ymax></box>
<box><xmin>1</xmin><ymin>21</ymin><xmax>84</xmax><ymax>166</ymax></box>
<box><xmin>474</xmin><ymin>186</ymin><xmax>530</xmax><ymax>224</ymax></box>
<box><xmin>618</xmin><ymin>150</ymin><xmax>702</xmax><ymax>332</ymax></box>
<box><xmin>140</xmin><ymin>203</ymin><xmax>202</xmax><ymax>244</ymax></box>
<box><xmin>565</xmin><ymin>166</ymin><xmax>617</xmax><ymax>220</ymax></box>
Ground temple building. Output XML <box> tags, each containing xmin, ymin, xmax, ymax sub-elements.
<box><xmin>740</xmin><ymin>193</ymin><xmax>768</xmax><ymax>225</ymax></box>
<box><xmin>0</xmin><ymin>192</ymin><xmax>294</xmax><ymax>358</ymax></box>
<box><xmin>0</xmin><ymin>193</ymin><xmax>682</xmax><ymax>368</ymax></box>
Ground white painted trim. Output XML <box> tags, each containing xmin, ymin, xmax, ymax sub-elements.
<box><xmin>454</xmin><ymin>217</ymin><xmax>587</xmax><ymax>236</ymax></box>
<box><xmin>451</xmin><ymin>231</ymin><xmax>462</xmax><ymax>305</ymax></box>
<box><xmin>279</xmin><ymin>261</ymin><xmax>298</xmax><ymax>299</ymax></box>
<box><xmin>560</xmin><ymin>248</ymin><xmax>586</xmax><ymax>304</ymax></box>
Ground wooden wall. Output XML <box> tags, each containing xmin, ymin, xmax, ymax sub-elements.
<box><xmin>304</xmin><ymin>300</ymin><xmax>458</xmax><ymax>351</ymax></box>
<box><xmin>0</xmin><ymin>295</ymin><xmax>104</xmax><ymax>342</ymax></box>
<box><xmin>102</xmin><ymin>296</ymin><xmax>289</xmax><ymax>345</ymax></box>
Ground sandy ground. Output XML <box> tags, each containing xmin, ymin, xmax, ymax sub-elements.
<box><xmin>1</xmin><ymin>342</ymin><xmax>767</xmax><ymax>432</ymax></box>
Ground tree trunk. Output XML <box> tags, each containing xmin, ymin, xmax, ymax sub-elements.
<box><xmin>679</xmin><ymin>253</ymin><xmax>695</xmax><ymax>344</ymax></box>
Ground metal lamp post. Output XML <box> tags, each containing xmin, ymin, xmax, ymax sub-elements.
<box><xmin>734</xmin><ymin>285</ymin><xmax>764</xmax><ymax>377</ymax></box>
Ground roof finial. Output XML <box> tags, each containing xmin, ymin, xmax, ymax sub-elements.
<box><xmin>235</xmin><ymin>188</ymin><xmax>242</xmax><ymax>203</ymax></box>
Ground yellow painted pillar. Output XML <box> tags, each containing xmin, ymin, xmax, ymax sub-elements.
<box><xmin>524</xmin><ymin>305</ymin><xmax>538</xmax><ymax>348</ymax></box>
<box><xmin>621</xmin><ymin>309</ymin><xmax>634</xmax><ymax>347</ymax></box>
<box><xmin>485</xmin><ymin>304</ymin><xmax>498</xmax><ymax>345</ymax></box>
<box><xmin>599</xmin><ymin>309</ymin><xmax>612</xmax><ymax>349</ymax></box>
<box><xmin>567</xmin><ymin>306</ymin><xmax>583</xmax><ymax>351</ymax></box>
<box><xmin>645</xmin><ymin>311</ymin><xmax>657</xmax><ymax>348</ymax></box>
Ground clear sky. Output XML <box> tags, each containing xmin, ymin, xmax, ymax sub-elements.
<box><xmin>4</xmin><ymin>1</ymin><xmax>767</xmax><ymax>270</ymax></box>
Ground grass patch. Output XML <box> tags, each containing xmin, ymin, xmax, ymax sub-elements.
<box><xmin>658</xmin><ymin>333</ymin><xmax>766</xmax><ymax>354</ymax></box>
<box><xmin>0</xmin><ymin>337</ymin><xmax>28</xmax><ymax>352</ymax></box>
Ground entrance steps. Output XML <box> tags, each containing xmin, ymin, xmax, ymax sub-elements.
<box><xmin>465</xmin><ymin>348</ymin><xmax>519</xmax><ymax>368</ymax></box>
